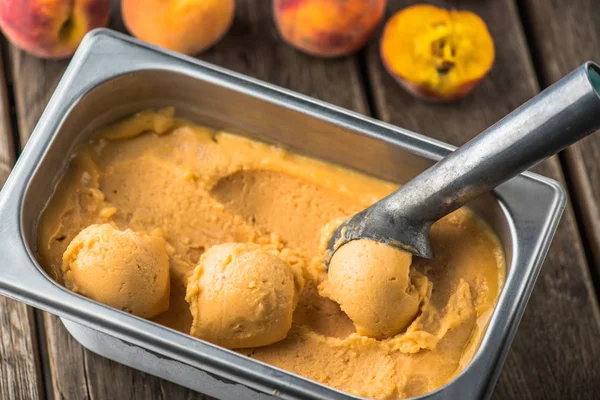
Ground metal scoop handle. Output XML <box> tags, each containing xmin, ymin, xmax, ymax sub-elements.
<box><xmin>327</xmin><ymin>62</ymin><xmax>600</xmax><ymax>261</ymax></box>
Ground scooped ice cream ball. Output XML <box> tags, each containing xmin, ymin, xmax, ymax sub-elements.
<box><xmin>185</xmin><ymin>242</ymin><xmax>305</xmax><ymax>349</ymax></box>
<box><xmin>62</xmin><ymin>224</ymin><xmax>170</xmax><ymax>319</ymax></box>
<box><xmin>320</xmin><ymin>239</ymin><xmax>426</xmax><ymax>339</ymax></box>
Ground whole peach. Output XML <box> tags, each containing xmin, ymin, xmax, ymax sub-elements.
<box><xmin>274</xmin><ymin>0</ymin><xmax>386</xmax><ymax>58</ymax></box>
<box><xmin>122</xmin><ymin>0</ymin><xmax>235</xmax><ymax>55</ymax></box>
<box><xmin>0</xmin><ymin>0</ymin><xmax>111</xmax><ymax>59</ymax></box>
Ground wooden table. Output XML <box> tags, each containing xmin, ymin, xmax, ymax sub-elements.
<box><xmin>2</xmin><ymin>1</ymin><xmax>600</xmax><ymax>398</ymax></box>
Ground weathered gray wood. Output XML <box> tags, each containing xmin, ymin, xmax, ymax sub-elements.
<box><xmin>367</xmin><ymin>1</ymin><xmax>600</xmax><ymax>399</ymax></box>
<box><xmin>0</xmin><ymin>42</ymin><xmax>44</xmax><ymax>400</ymax></box>
<box><xmin>0</xmin><ymin>297</ymin><xmax>44</xmax><ymax>400</ymax></box>
<box><xmin>522</xmin><ymin>0</ymin><xmax>600</xmax><ymax>290</ymax></box>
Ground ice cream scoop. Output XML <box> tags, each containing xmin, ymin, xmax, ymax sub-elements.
<box><xmin>185</xmin><ymin>243</ymin><xmax>305</xmax><ymax>349</ymax></box>
<box><xmin>326</xmin><ymin>61</ymin><xmax>600</xmax><ymax>263</ymax></box>
<box><xmin>62</xmin><ymin>224</ymin><xmax>170</xmax><ymax>319</ymax></box>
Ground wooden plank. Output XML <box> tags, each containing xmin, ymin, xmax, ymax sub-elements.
<box><xmin>521</xmin><ymin>0</ymin><xmax>600</xmax><ymax>289</ymax></box>
<box><xmin>367</xmin><ymin>0</ymin><xmax>600</xmax><ymax>398</ymax></box>
<box><xmin>0</xmin><ymin>298</ymin><xmax>44</xmax><ymax>400</ymax></box>
<box><xmin>0</xmin><ymin>42</ymin><xmax>44</xmax><ymax>399</ymax></box>
<box><xmin>7</xmin><ymin>0</ymin><xmax>368</xmax><ymax>399</ymax></box>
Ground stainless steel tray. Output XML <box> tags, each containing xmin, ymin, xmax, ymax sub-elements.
<box><xmin>0</xmin><ymin>29</ymin><xmax>566</xmax><ymax>400</ymax></box>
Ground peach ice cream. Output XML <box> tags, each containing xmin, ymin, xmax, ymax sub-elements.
<box><xmin>186</xmin><ymin>243</ymin><xmax>304</xmax><ymax>349</ymax></box>
<box><xmin>320</xmin><ymin>239</ymin><xmax>429</xmax><ymax>339</ymax></box>
<box><xmin>62</xmin><ymin>224</ymin><xmax>170</xmax><ymax>319</ymax></box>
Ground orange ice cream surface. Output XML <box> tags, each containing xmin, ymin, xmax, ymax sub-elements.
<box><xmin>37</xmin><ymin>109</ymin><xmax>505</xmax><ymax>399</ymax></box>
<box><xmin>186</xmin><ymin>243</ymin><xmax>305</xmax><ymax>349</ymax></box>
<box><xmin>62</xmin><ymin>224</ymin><xmax>170</xmax><ymax>319</ymax></box>
<box><xmin>320</xmin><ymin>239</ymin><xmax>430</xmax><ymax>339</ymax></box>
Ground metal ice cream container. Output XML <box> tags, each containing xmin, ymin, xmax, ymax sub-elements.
<box><xmin>0</xmin><ymin>30</ymin><xmax>565</xmax><ymax>400</ymax></box>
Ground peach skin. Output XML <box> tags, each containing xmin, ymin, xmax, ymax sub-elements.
<box><xmin>380</xmin><ymin>4</ymin><xmax>495</xmax><ymax>102</ymax></box>
<box><xmin>122</xmin><ymin>0</ymin><xmax>235</xmax><ymax>55</ymax></box>
<box><xmin>274</xmin><ymin>0</ymin><xmax>386</xmax><ymax>58</ymax></box>
<box><xmin>0</xmin><ymin>0</ymin><xmax>111</xmax><ymax>59</ymax></box>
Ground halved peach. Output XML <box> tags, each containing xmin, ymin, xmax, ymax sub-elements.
<box><xmin>380</xmin><ymin>4</ymin><xmax>495</xmax><ymax>101</ymax></box>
